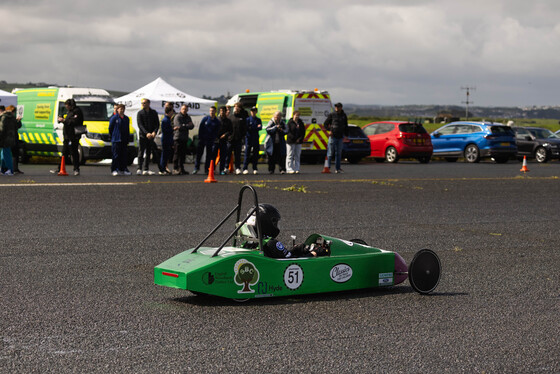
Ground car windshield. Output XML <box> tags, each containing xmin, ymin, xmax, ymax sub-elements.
<box><xmin>529</xmin><ymin>128</ymin><xmax>558</xmax><ymax>139</ymax></box>
<box><xmin>399</xmin><ymin>123</ymin><xmax>427</xmax><ymax>134</ymax></box>
<box><xmin>59</xmin><ymin>101</ymin><xmax>114</xmax><ymax>121</ymax></box>
<box><xmin>347</xmin><ymin>126</ymin><xmax>365</xmax><ymax>138</ymax></box>
<box><xmin>490</xmin><ymin>126</ymin><xmax>515</xmax><ymax>136</ymax></box>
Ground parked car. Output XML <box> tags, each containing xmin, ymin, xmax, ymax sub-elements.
<box><xmin>362</xmin><ymin>121</ymin><xmax>433</xmax><ymax>163</ymax></box>
<box><xmin>430</xmin><ymin>121</ymin><xmax>516</xmax><ymax>163</ymax></box>
<box><xmin>341</xmin><ymin>124</ymin><xmax>371</xmax><ymax>164</ymax></box>
<box><xmin>513</xmin><ymin>127</ymin><xmax>560</xmax><ymax>163</ymax></box>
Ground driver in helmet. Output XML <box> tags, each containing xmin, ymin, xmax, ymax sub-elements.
<box><xmin>244</xmin><ymin>204</ymin><xmax>330</xmax><ymax>258</ymax></box>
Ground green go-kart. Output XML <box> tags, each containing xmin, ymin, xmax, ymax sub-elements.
<box><xmin>154</xmin><ymin>185</ymin><xmax>441</xmax><ymax>301</ymax></box>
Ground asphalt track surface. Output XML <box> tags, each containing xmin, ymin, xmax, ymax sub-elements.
<box><xmin>1</xmin><ymin>159</ymin><xmax>559</xmax><ymax>373</ymax></box>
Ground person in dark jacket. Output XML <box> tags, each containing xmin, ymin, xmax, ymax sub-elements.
<box><xmin>158</xmin><ymin>103</ymin><xmax>175</xmax><ymax>175</ymax></box>
<box><xmin>194</xmin><ymin>106</ymin><xmax>220</xmax><ymax>174</ymax></box>
<box><xmin>324</xmin><ymin>102</ymin><xmax>348</xmax><ymax>173</ymax></box>
<box><xmin>285</xmin><ymin>111</ymin><xmax>306</xmax><ymax>174</ymax></box>
<box><xmin>136</xmin><ymin>98</ymin><xmax>159</xmax><ymax>175</ymax></box>
<box><xmin>243</xmin><ymin>107</ymin><xmax>262</xmax><ymax>175</ymax></box>
<box><xmin>265</xmin><ymin>111</ymin><xmax>287</xmax><ymax>174</ymax></box>
<box><xmin>9</xmin><ymin>107</ymin><xmax>23</xmax><ymax>174</ymax></box>
<box><xmin>52</xmin><ymin>99</ymin><xmax>83</xmax><ymax>175</ymax></box>
<box><xmin>0</xmin><ymin>105</ymin><xmax>17</xmax><ymax>175</ymax></box>
<box><xmin>172</xmin><ymin>104</ymin><xmax>194</xmax><ymax>175</ymax></box>
<box><xmin>216</xmin><ymin>106</ymin><xmax>232</xmax><ymax>175</ymax></box>
<box><xmin>227</xmin><ymin>102</ymin><xmax>248</xmax><ymax>174</ymax></box>
<box><xmin>108</xmin><ymin>104</ymin><xmax>131</xmax><ymax>176</ymax></box>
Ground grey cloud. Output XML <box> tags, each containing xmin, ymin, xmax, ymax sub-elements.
<box><xmin>2</xmin><ymin>0</ymin><xmax>560</xmax><ymax>106</ymax></box>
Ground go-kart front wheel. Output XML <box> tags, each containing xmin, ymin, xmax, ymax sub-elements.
<box><xmin>408</xmin><ymin>249</ymin><xmax>441</xmax><ymax>294</ymax></box>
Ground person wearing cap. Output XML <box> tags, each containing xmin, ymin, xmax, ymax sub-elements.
<box><xmin>324</xmin><ymin>102</ymin><xmax>348</xmax><ymax>173</ymax></box>
<box><xmin>52</xmin><ymin>99</ymin><xmax>83</xmax><ymax>176</ymax></box>
<box><xmin>243</xmin><ymin>107</ymin><xmax>262</xmax><ymax>174</ymax></box>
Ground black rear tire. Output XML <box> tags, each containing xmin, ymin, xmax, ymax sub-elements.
<box><xmin>408</xmin><ymin>249</ymin><xmax>441</xmax><ymax>294</ymax></box>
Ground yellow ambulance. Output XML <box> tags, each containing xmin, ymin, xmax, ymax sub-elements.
<box><xmin>13</xmin><ymin>86</ymin><xmax>137</xmax><ymax>164</ymax></box>
<box><xmin>227</xmin><ymin>89</ymin><xmax>333</xmax><ymax>162</ymax></box>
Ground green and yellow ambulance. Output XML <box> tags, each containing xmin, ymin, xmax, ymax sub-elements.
<box><xmin>227</xmin><ymin>90</ymin><xmax>333</xmax><ymax>162</ymax></box>
<box><xmin>13</xmin><ymin>87</ymin><xmax>138</xmax><ymax>164</ymax></box>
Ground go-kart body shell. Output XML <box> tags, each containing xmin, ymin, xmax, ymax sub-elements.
<box><xmin>154</xmin><ymin>234</ymin><xmax>408</xmax><ymax>300</ymax></box>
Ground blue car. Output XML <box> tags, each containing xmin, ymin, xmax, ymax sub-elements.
<box><xmin>341</xmin><ymin>124</ymin><xmax>371</xmax><ymax>164</ymax></box>
<box><xmin>431</xmin><ymin>121</ymin><xmax>517</xmax><ymax>163</ymax></box>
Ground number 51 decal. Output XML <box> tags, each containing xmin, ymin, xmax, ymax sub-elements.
<box><xmin>284</xmin><ymin>264</ymin><xmax>304</xmax><ymax>290</ymax></box>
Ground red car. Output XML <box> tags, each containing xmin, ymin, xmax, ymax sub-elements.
<box><xmin>362</xmin><ymin>121</ymin><xmax>433</xmax><ymax>163</ymax></box>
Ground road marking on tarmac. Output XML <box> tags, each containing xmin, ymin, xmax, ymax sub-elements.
<box><xmin>0</xmin><ymin>175</ymin><xmax>557</xmax><ymax>187</ymax></box>
<box><xmin>0</xmin><ymin>182</ymin><xmax>137</xmax><ymax>187</ymax></box>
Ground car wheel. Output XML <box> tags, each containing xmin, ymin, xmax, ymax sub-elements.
<box><xmin>464</xmin><ymin>144</ymin><xmax>480</xmax><ymax>163</ymax></box>
<box><xmin>417</xmin><ymin>156</ymin><xmax>430</xmax><ymax>164</ymax></box>
<box><xmin>494</xmin><ymin>156</ymin><xmax>509</xmax><ymax>164</ymax></box>
<box><xmin>347</xmin><ymin>156</ymin><xmax>362</xmax><ymax>164</ymax></box>
<box><xmin>127</xmin><ymin>154</ymin><xmax>136</xmax><ymax>166</ymax></box>
<box><xmin>385</xmin><ymin>146</ymin><xmax>399</xmax><ymax>163</ymax></box>
<box><xmin>408</xmin><ymin>249</ymin><xmax>441</xmax><ymax>295</ymax></box>
<box><xmin>444</xmin><ymin>157</ymin><xmax>458</xmax><ymax>162</ymax></box>
<box><xmin>534</xmin><ymin>147</ymin><xmax>548</xmax><ymax>163</ymax></box>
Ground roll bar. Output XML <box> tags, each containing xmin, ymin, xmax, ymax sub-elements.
<box><xmin>191</xmin><ymin>185</ymin><xmax>263</xmax><ymax>257</ymax></box>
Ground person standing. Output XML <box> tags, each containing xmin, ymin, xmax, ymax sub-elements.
<box><xmin>285</xmin><ymin>111</ymin><xmax>306</xmax><ymax>174</ymax></box>
<box><xmin>158</xmin><ymin>103</ymin><xmax>175</xmax><ymax>175</ymax></box>
<box><xmin>136</xmin><ymin>98</ymin><xmax>159</xmax><ymax>175</ymax></box>
<box><xmin>0</xmin><ymin>105</ymin><xmax>17</xmax><ymax>176</ymax></box>
<box><xmin>108</xmin><ymin>104</ymin><xmax>131</xmax><ymax>176</ymax></box>
<box><xmin>216</xmin><ymin>106</ymin><xmax>232</xmax><ymax>175</ymax></box>
<box><xmin>12</xmin><ymin>109</ymin><xmax>23</xmax><ymax>174</ymax></box>
<box><xmin>172</xmin><ymin>104</ymin><xmax>194</xmax><ymax>175</ymax></box>
<box><xmin>324</xmin><ymin>102</ymin><xmax>348</xmax><ymax>173</ymax></box>
<box><xmin>227</xmin><ymin>102</ymin><xmax>248</xmax><ymax>175</ymax></box>
<box><xmin>243</xmin><ymin>107</ymin><xmax>262</xmax><ymax>175</ymax></box>
<box><xmin>265</xmin><ymin>111</ymin><xmax>287</xmax><ymax>174</ymax></box>
<box><xmin>52</xmin><ymin>99</ymin><xmax>83</xmax><ymax>176</ymax></box>
<box><xmin>194</xmin><ymin>106</ymin><xmax>220</xmax><ymax>175</ymax></box>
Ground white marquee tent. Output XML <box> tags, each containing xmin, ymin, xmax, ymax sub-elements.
<box><xmin>116</xmin><ymin>77</ymin><xmax>216</xmax><ymax>133</ymax></box>
<box><xmin>0</xmin><ymin>89</ymin><xmax>17</xmax><ymax>107</ymax></box>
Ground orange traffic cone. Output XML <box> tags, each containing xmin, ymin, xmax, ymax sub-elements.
<box><xmin>204</xmin><ymin>159</ymin><xmax>217</xmax><ymax>183</ymax></box>
<box><xmin>228</xmin><ymin>154</ymin><xmax>234</xmax><ymax>173</ymax></box>
<box><xmin>520</xmin><ymin>156</ymin><xmax>530</xmax><ymax>173</ymax></box>
<box><xmin>321</xmin><ymin>155</ymin><xmax>330</xmax><ymax>174</ymax></box>
<box><xmin>58</xmin><ymin>156</ymin><xmax>68</xmax><ymax>176</ymax></box>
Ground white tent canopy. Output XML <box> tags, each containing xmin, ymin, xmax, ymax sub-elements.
<box><xmin>0</xmin><ymin>89</ymin><xmax>17</xmax><ymax>107</ymax></box>
<box><xmin>116</xmin><ymin>77</ymin><xmax>216</xmax><ymax>116</ymax></box>
<box><xmin>116</xmin><ymin>77</ymin><xmax>216</xmax><ymax>136</ymax></box>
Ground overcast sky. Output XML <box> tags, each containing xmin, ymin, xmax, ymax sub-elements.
<box><xmin>2</xmin><ymin>0</ymin><xmax>559</xmax><ymax>106</ymax></box>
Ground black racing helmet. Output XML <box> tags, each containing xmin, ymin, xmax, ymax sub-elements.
<box><xmin>248</xmin><ymin>203</ymin><xmax>281</xmax><ymax>238</ymax></box>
